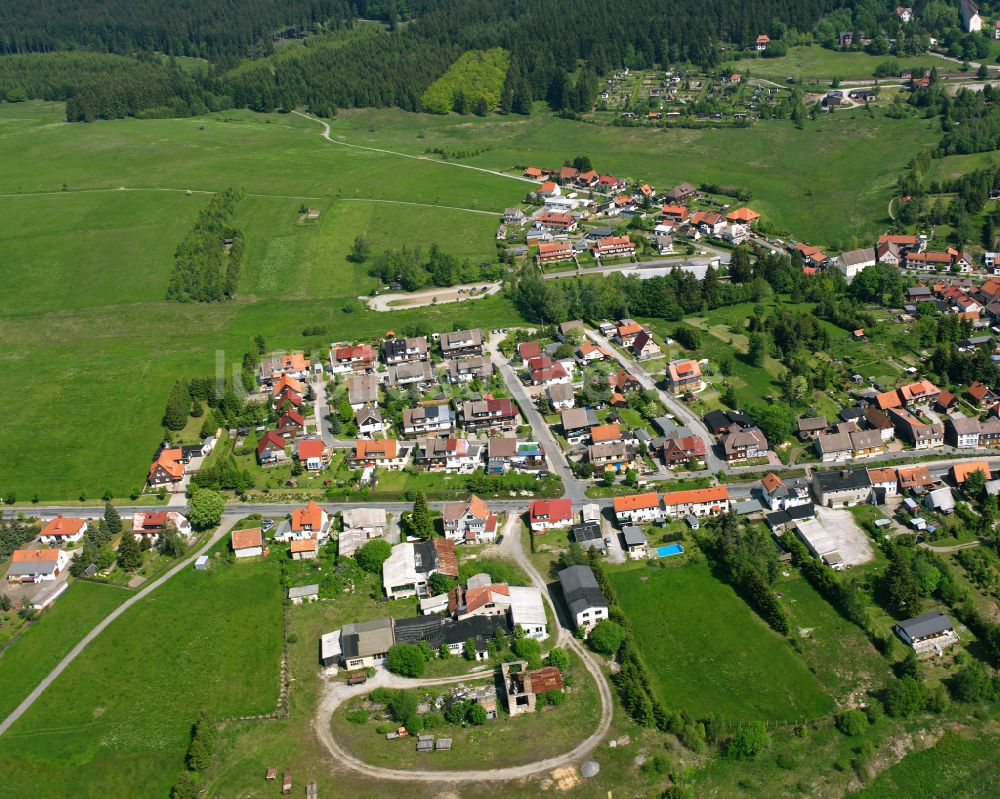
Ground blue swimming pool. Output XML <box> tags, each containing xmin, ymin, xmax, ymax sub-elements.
<box><xmin>656</xmin><ymin>544</ymin><xmax>685</xmax><ymax>557</ymax></box>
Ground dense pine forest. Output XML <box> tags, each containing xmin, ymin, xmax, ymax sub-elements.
<box><xmin>0</xmin><ymin>0</ymin><xmax>852</xmax><ymax>120</ymax></box>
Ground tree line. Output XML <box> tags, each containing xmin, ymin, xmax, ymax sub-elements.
<box><xmin>166</xmin><ymin>188</ymin><xmax>246</xmax><ymax>303</ymax></box>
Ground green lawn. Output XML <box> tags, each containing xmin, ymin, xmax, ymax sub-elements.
<box><xmin>722</xmin><ymin>44</ymin><xmax>956</xmax><ymax>83</ymax></box>
<box><xmin>0</xmin><ymin>581</ymin><xmax>129</xmax><ymax>720</ymax></box>
<box><xmin>0</xmin><ymin>540</ymin><xmax>284</xmax><ymax>798</ymax></box>
<box><xmin>609</xmin><ymin>561</ymin><xmax>834</xmax><ymax>723</ymax></box>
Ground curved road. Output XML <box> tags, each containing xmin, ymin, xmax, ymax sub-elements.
<box><xmin>312</xmin><ymin>515</ymin><xmax>614</xmax><ymax>782</ymax></box>
<box><xmin>0</xmin><ymin>515</ymin><xmax>240</xmax><ymax>737</ymax></box>
<box><xmin>292</xmin><ymin>110</ymin><xmax>539</xmax><ymax>187</ymax></box>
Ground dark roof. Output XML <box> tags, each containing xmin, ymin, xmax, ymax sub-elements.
<box><xmin>765</xmin><ymin>503</ymin><xmax>816</xmax><ymax>529</ymax></box>
<box><xmin>895</xmin><ymin>611</ymin><xmax>954</xmax><ymax>639</ymax></box>
<box><xmin>558</xmin><ymin>565</ymin><xmax>608</xmax><ymax>618</ymax></box>
<box><xmin>839</xmin><ymin>406</ymin><xmax>865</xmax><ymax>422</ymax></box>
<box><xmin>393</xmin><ymin>615</ymin><xmax>448</xmax><ymax>647</ymax></box>
<box><xmin>703</xmin><ymin>410</ymin><xmax>730</xmax><ymax>432</ymax></box>
<box><xmin>571</xmin><ymin>522</ymin><xmax>603</xmax><ymax>544</ymax></box>
<box><xmin>442</xmin><ymin>615</ymin><xmax>510</xmax><ymax>646</ymax></box>
<box><xmin>814</xmin><ymin>468</ymin><xmax>872</xmax><ymax>493</ymax></box>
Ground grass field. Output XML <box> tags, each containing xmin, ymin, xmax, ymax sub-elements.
<box><xmin>848</xmin><ymin>730</ymin><xmax>1000</xmax><ymax>799</ymax></box>
<box><xmin>0</xmin><ymin>540</ymin><xmax>283</xmax><ymax>798</ymax></box>
<box><xmin>609</xmin><ymin>561</ymin><xmax>834</xmax><ymax>723</ymax></box>
<box><xmin>722</xmin><ymin>44</ymin><xmax>956</xmax><ymax>83</ymax></box>
<box><xmin>0</xmin><ymin>581</ymin><xmax>129</xmax><ymax>720</ymax></box>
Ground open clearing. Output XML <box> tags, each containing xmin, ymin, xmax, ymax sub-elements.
<box><xmin>721</xmin><ymin>44</ymin><xmax>956</xmax><ymax>83</ymax></box>
<box><xmin>0</xmin><ymin>542</ymin><xmax>283</xmax><ymax>798</ymax></box>
<box><xmin>609</xmin><ymin>562</ymin><xmax>834</xmax><ymax>723</ymax></box>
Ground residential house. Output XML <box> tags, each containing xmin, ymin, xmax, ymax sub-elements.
<box><xmin>816</xmin><ymin>431</ymin><xmax>853</xmax><ymax>462</ymax></box>
<box><xmin>726</xmin><ymin>207</ymin><xmax>760</xmax><ymax>225</ymax></box>
<box><xmin>615</xmin><ymin>320</ymin><xmax>644</xmax><ymax>346</ymax></box>
<box><xmin>281</xmin><ymin>500</ymin><xmax>330</xmax><ymax>541</ymax></box>
<box><xmin>887</xmin><ymin>407</ymin><xmax>944</xmax><ymax>449</ymax></box>
<box><xmin>703</xmin><ymin>409</ymin><xmax>755</xmax><ymax>435</ymax></box>
<box><xmin>341</xmin><ymin>507</ymin><xmax>387</xmax><ymax>542</ymax></box>
<box><xmin>952</xmin><ymin>461</ymin><xmax>991</xmax><ymax>485</ymax></box>
<box><xmin>256</xmin><ymin>431</ymin><xmax>287</xmax><ymax>465</ymax></box>
<box><xmin>529</xmin><ymin>499</ymin><xmax>573</xmax><ymax>532</ymax></box>
<box><xmin>592</xmin><ymin>235</ymin><xmax>636</xmax><ymax>259</ymax></box>
<box><xmin>258</xmin><ymin>352</ymin><xmax>311</xmax><ymax>386</ymax></box>
<box><xmin>448</xmin><ymin>581</ymin><xmax>511</xmax><ymax>620</ymax></box>
<box><xmin>721</xmin><ymin>425</ymin><xmax>768</xmax><ymax>462</ymax></box>
<box><xmin>836</xmin><ymin>247</ymin><xmax>877</xmax><ymax>281</ymax></box>
<box><xmin>402</xmin><ymin>405</ymin><xmax>455</xmax><ymax>437</ymax></box>
<box><xmin>331</xmin><ymin>618</ymin><xmax>395</xmax><ymax>670</ymax></box>
<box><xmin>442</xmin><ymin>495</ymin><xmax>498</xmax><ymax>544</ymax></box>
<box><xmin>666</xmin><ymin>359</ymin><xmax>704</xmax><ymax>395</ymax></box>
<box><xmin>529</xmin><ymin>358</ymin><xmax>570</xmax><ymax>387</ymax></box>
<box><xmin>413</xmin><ymin>437</ymin><xmax>484</xmax><ymax>472</ymax></box>
<box><xmin>535</xmin><ymin>211</ymin><xmax>578</xmax><ymax>233</ymax></box>
<box><xmin>547</xmin><ymin>382</ymin><xmax>575</xmax><ymax>410</ymax></box>
<box><xmin>812</xmin><ymin>468</ymin><xmax>872</xmax><ymax>508</ymax></box>
<box><xmin>588</xmin><ymin>441</ymin><xmax>630</xmax><ymax>471</ymax></box>
<box><xmin>382</xmin><ymin>335</ymin><xmax>429</xmax><ymax>366</ymax></box>
<box><xmin>868</xmin><ymin>467</ymin><xmax>899</xmax><ymax>500</ymax></box>
<box><xmin>897</xmin><ymin>465</ymin><xmax>936</xmax><ymax>491</ymax></box>
<box><xmin>347</xmin><ymin>374</ymin><xmax>379</xmax><ymax>410</ymax></box>
<box><xmin>630</xmin><ymin>330</ymin><xmax>661</xmax><ymax>360</ymax></box>
<box><xmin>351</xmin><ymin>438</ymin><xmax>407</xmax><ymax>470</ymax></box>
<box><xmin>864</xmin><ymin>406</ymin><xmax>896</xmax><ymax>441</ymax></box>
<box><xmin>149</xmin><ymin>448</ymin><xmax>185</xmax><ymax>487</ymax></box>
<box><xmin>386</xmin><ymin>361</ymin><xmax>436</xmax><ymax>390</ymax></box>
<box><xmin>446</xmin><ymin>356</ymin><xmax>492</xmax><ymax>384</ymax></box>
<box><xmin>38</xmin><ymin>516</ymin><xmax>88</xmax><ymax>546</ymax></box>
<box><xmin>517</xmin><ymin>341</ymin><xmax>542</xmax><ymax>366</ymax></box>
<box><xmin>487</xmin><ymin>437</ymin><xmax>545</xmax><ymax>473</ymax></box>
<box><xmin>290</xmin><ymin>539</ymin><xmax>318</xmax><ymax>560</ymax></box>
<box><xmin>293</xmin><ymin>438</ymin><xmax>326</xmax><ymax>471</ymax></box>
<box><xmin>131</xmin><ymin>511</ymin><xmax>192</xmax><ymax>543</ymax></box>
<box><xmin>961</xmin><ymin>0</ymin><xmax>982</xmax><ymax>34</ymax></box>
<box><xmin>460</xmin><ymin>397</ymin><xmax>519</xmax><ymax>433</ymax></box>
<box><xmin>755</xmin><ymin>33</ymin><xmax>770</xmax><ymax>51</ymax></box>
<box><xmin>761</xmin><ymin>473</ymin><xmax>812</xmax><ymax>510</ymax></box>
<box><xmin>537</xmin><ymin>241</ymin><xmax>575</xmax><ymax>265</ymax></box>
<box><xmin>661</xmin><ymin>204</ymin><xmax>689</xmax><ymax>223</ymax></box>
<box><xmin>609</xmin><ymin>369</ymin><xmax>641</xmax><ymax>394</ymax></box>
<box><xmin>382</xmin><ymin>539</ymin><xmax>458</xmax><ymax>599</ymax></box>
<box><xmin>894</xmin><ymin>611</ymin><xmax>959</xmax><ymax>653</ymax></box>
<box><xmin>561</xmin><ymin>407</ymin><xmax>599</xmax><ymax>442</ymax></box>
<box><xmin>946</xmin><ymin>417</ymin><xmax>981</xmax><ymax>449</ymax></box>
<box><xmin>660</xmin><ymin>434</ymin><xmax>707</xmax><ymax>467</ymax></box>
<box><xmin>613</xmin><ymin>492</ymin><xmax>664</xmax><ymax>524</ymax></box>
<box><xmin>558</xmin><ymin>565</ymin><xmax>609</xmax><ymax>632</ymax></box>
<box><xmin>905</xmin><ymin>250</ymin><xmax>954</xmax><ymax>270</ymax></box>
<box><xmin>6</xmin><ymin>549</ymin><xmax>70</xmax><ymax>583</ymax></box>
<box><xmin>576</xmin><ymin>341</ymin><xmax>606</xmax><ymax>363</ymax></box>
<box><xmin>666</xmin><ymin>182</ymin><xmax>697</xmax><ymax>202</ymax></box>
<box><xmin>355</xmin><ymin>406</ymin><xmax>384</xmax><ymax>437</ymax></box>
<box><xmin>796</xmin><ymin>416</ymin><xmax>829</xmax><ymax>440</ymax></box>
<box><xmin>507</xmin><ymin>585</ymin><xmax>548</xmax><ymax>640</ymax></box>
<box><xmin>558</xmin><ymin>320</ymin><xmax>586</xmax><ymax>342</ymax></box>
<box><xmin>276</xmin><ymin>409</ymin><xmax>306</xmax><ymax>438</ymax></box>
<box><xmin>981</xmin><ymin>415</ymin><xmax>1000</xmax><ymax>446</ymax></box>
<box><xmin>622</xmin><ymin>526</ymin><xmax>649</xmax><ymax>559</ymax></box>
<box><xmin>926</xmin><ymin>487</ymin><xmax>957</xmax><ymax>513</ymax></box>
<box><xmin>662</xmin><ymin>486</ymin><xmax>731</xmax><ymax>518</ymax></box>
<box><xmin>231</xmin><ymin>528</ymin><xmax>264</xmax><ymax>558</ymax></box>
<box><xmin>967</xmin><ymin>381</ymin><xmax>997</xmax><ymax>407</ymax></box>
<box><xmin>440</xmin><ymin>329</ymin><xmax>484</xmax><ymax>358</ymax></box>
<box><xmin>329</xmin><ymin>344</ymin><xmax>376</xmax><ymax>374</ymax></box>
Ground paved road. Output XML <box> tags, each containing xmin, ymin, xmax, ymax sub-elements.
<box><xmin>583</xmin><ymin>327</ymin><xmax>726</xmax><ymax>473</ymax></box>
<box><xmin>484</xmin><ymin>334</ymin><xmax>590</xmax><ymax>502</ymax></box>
<box><xmin>309</xmin><ymin>513</ymin><xmax>615</xmax><ymax>783</ymax></box>
<box><xmin>0</xmin><ymin>515</ymin><xmax>241</xmax><ymax>737</ymax></box>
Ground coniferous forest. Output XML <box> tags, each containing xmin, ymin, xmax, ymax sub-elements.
<box><xmin>0</xmin><ymin>0</ymin><xmax>848</xmax><ymax>120</ymax></box>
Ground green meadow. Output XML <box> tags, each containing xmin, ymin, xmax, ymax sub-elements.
<box><xmin>721</xmin><ymin>44</ymin><xmax>955</xmax><ymax>83</ymax></box>
<box><xmin>0</xmin><ymin>544</ymin><xmax>283</xmax><ymax>798</ymax></box>
<box><xmin>609</xmin><ymin>562</ymin><xmax>834</xmax><ymax>723</ymax></box>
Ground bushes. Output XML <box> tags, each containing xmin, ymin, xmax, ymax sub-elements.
<box><xmin>345</xmin><ymin>709</ymin><xmax>368</xmax><ymax>725</ymax></box>
<box><xmin>355</xmin><ymin>539</ymin><xmax>392</xmax><ymax>573</ymax></box>
<box><xmin>835</xmin><ymin>709</ymin><xmax>868</xmax><ymax>736</ymax></box>
<box><xmin>385</xmin><ymin>643</ymin><xmax>427</xmax><ymax>678</ymax></box>
<box><xmin>588</xmin><ymin>619</ymin><xmax>627</xmax><ymax>656</ymax></box>
<box><xmin>725</xmin><ymin>721</ymin><xmax>770</xmax><ymax>759</ymax></box>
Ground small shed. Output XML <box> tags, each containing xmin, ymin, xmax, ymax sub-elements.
<box><xmin>436</xmin><ymin>738</ymin><xmax>452</xmax><ymax>751</ymax></box>
<box><xmin>282</xmin><ymin>771</ymin><xmax>292</xmax><ymax>795</ymax></box>
<box><xmin>685</xmin><ymin>515</ymin><xmax>700</xmax><ymax>530</ymax></box>
<box><xmin>194</xmin><ymin>555</ymin><xmax>209</xmax><ymax>571</ymax></box>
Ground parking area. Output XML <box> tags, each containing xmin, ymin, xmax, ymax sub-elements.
<box><xmin>811</xmin><ymin>507</ymin><xmax>874</xmax><ymax>567</ymax></box>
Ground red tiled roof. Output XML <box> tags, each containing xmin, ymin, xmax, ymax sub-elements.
<box><xmin>11</xmin><ymin>549</ymin><xmax>60</xmax><ymax>563</ymax></box>
<box><xmin>291</xmin><ymin>501</ymin><xmax>325</xmax><ymax>532</ymax></box>
<box><xmin>590</xmin><ymin>423</ymin><xmax>621</xmax><ymax>443</ymax></box>
<box><xmin>662</xmin><ymin>486</ymin><xmax>729</xmax><ymax>506</ymax></box>
<box><xmin>231</xmin><ymin>528</ymin><xmax>263</xmax><ymax>550</ymax></box>
<box><xmin>40</xmin><ymin>516</ymin><xmax>86</xmax><ymax>537</ymax></box>
<box><xmin>529</xmin><ymin>498</ymin><xmax>573</xmax><ymax>523</ymax></box>
<box><xmin>613</xmin><ymin>492</ymin><xmax>660</xmax><ymax>512</ymax></box>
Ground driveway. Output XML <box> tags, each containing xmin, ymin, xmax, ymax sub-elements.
<box><xmin>583</xmin><ymin>327</ymin><xmax>726</xmax><ymax>472</ymax></box>
<box><xmin>485</xmin><ymin>334</ymin><xmax>589</xmax><ymax>502</ymax></box>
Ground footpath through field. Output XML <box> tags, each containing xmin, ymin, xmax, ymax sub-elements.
<box><xmin>0</xmin><ymin>515</ymin><xmax>241</xmax><ymax>737</ymax></box>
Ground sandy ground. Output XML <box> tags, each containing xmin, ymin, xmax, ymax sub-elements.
<box><xmin>365</xmin><ymin>282</ymin><xmax>501</xmax><ymax>312</ymax></box>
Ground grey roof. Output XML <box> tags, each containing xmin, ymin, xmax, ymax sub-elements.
<box><xmin>558</xmin><ymin>565</ymin><xmax>608</xmax><ymax>618</ymax></box>
<box><xmin>896</xmin><ymin>611</ymin><xmax>954</xmax><ymax>639</ymax></box>
<box><xmin>733</xmin><ymin>498</ymin><xmax>765</xmax><ymax>515</ymax></box>
<box><xmin>561</xmin><ymin>407</ymin><xmax>598</xmax><ymax>431</ymax></box>
<box><xmin>814</xmin><ymin>468</ymin><xmax>872</xmax><ymax>493</ymax></box>
<box><xmin>947</xmin><ymin>417</ymin><xmax>981</xmax><ymax>434</ymax></box>
<box><xmin>6</xmin><ymin>560</ymin><xmax>58</xmax><ymax>577</ymax></box>
<box><xmin>838</xmin><ymin>247</ymin><xmax>876</xmax><ymax>267</ymax></box>
<box><xmin>621</xmin><ymin>525</ymin><xmax>647</xmax><ymax>547</ymax></box>
<box><xmin>288</xmin><ymin>584</ymin><xmax>319</xmax><ymax>599</ymax></box>
<box><xmin>797</xmin><ymin>416</ymin><xmax>828</xmax><ymax>433</ymax></box>
<box><xmin>341</xmin><ymin>618</ymin><xmax>394</xmax><ymax>659</ymax></box>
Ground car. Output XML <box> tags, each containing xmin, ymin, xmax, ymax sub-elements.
<box><xmin>604</xmin><ymin>537</ymin><xmax>613</xmax><ymax>547</ymax></box>
<box><xmin>262</xmin><ymin>518</ymin><xmax>275</xmax><ymax>533</ymax></box>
